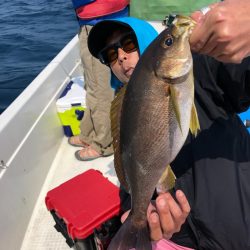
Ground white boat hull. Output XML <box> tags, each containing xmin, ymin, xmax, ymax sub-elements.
<box><xmin>0</xmin><ymin>35</ymin><xmax>84</xmax><ymax>249</ymax></box>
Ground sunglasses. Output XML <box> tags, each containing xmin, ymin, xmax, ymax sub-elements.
<box><xmin>98</xmin><ymin>32</ymin><xmax>138</xmax><ymax>65</ymax></box>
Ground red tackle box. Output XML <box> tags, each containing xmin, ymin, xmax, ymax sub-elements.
<box><xmin>45</xmin><ymin>169</ymin><xmax>121</xmax><ymax>249</ymax></box>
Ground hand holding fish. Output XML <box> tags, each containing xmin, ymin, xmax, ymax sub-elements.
<box><xmin>190</xmin><ymin>0</ymin><xmax>250</xmax><ymax>63</ymax></box>
<box><xmin>148</xmin><ymin>190</ymin><xmax>190</xmax><ymax>241</ymax></box>
<box><xmin>147</xmin><ymin>190</ymin><xmax>190</xmax><ymax>241</ymax></box>
<box><xmin>120</xmin><ymin>191</ymin><xmax>190</xmax><ymax>241</ymax></box>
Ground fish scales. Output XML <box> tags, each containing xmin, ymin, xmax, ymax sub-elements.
<box><xmin>108</xmin><ymin>16</ymin><xmax>199</xmax><ymax>250</ymax></box>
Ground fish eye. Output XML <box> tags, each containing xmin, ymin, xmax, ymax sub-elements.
<box><xmin>165</xmin><ymin>37</ymin><xmax>173</xmax><ymax>47</ymax></box>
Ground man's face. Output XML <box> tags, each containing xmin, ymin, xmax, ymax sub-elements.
<box><xmin>106</xmin><ymin>30</ymin><xmax>140</xmax><ymax>84</ymax></box>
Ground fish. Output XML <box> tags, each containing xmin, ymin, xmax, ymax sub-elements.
<box><xmin>109</xmin><ymin>15</ymin><xmax>200</xmax><ymax>250</ymax></box>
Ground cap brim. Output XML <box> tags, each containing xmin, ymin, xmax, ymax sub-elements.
<box><xmin>88</xmin><ymin>20</ymin><xmax>131</xmax><ymax>59</ymax></box>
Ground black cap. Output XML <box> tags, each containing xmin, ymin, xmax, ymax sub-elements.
<box><xmin>88</xmin><ymin>20</ymin><xmax>132</xmax><ymax>59</ymax></box>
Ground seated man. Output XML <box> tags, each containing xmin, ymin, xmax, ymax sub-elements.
<box><xmin>88</xmin><ymin>16</ymin><xmax>250</xmax><ymax>250</ymax></box>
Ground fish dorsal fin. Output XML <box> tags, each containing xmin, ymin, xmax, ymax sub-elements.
<box><xmin>110</xmin><ymin>84</ymin><xmax>129</xmax><ymax>192</ymax></box>
<box><xmin>189</xmin><ymin>102</ymin><xmax>200</xmax><ymax>136</ymax></box>
<box><xmin>169</xmin><ymin>85</ymin><xmax>182</xmax><ymax>133</ymax></box>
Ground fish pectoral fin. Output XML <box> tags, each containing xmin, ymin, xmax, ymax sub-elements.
<box><xmin>189</xmin><ymin>102</ymin><xmax>200</xmax><ymax>137</ymax></box>
<box><xmin>169</xmin><ymin>85</ymin><xmax>182</xmax><ymax>133</ymax></box>
<box><xmin>156</xmin><ymin>165</ymin><xmax>176</xmax><ymax>194</ymax></box>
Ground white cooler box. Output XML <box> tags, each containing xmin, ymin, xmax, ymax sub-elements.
<box><xmin>56</xmin><ymin>76</ymin><xmax>86</xmax><ymax>137</ymax></box>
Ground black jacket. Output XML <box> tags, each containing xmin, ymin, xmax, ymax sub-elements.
<box><xmin>172</xmin><ymin>54</ymin><xmax>250</xmax><ymax>250</ymax></box>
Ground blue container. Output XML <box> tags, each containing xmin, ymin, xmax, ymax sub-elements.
<box><xmin>71</xmin><ymin>0</ymin><xmax>95</xmax><ymax>9</ymax></box>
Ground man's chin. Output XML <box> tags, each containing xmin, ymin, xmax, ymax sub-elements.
<box><xmin>125</xmin><ymin>76</ymin><xmax>131</xmax><ymax>82</ymax></box>
<box><xmin>125</xmin><ymin>72</ymin><xmax>133</xmax><ymax>80</ymax></box>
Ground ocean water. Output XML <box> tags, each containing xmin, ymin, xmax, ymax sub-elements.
<box><xmin>0</xmin><ymin>0</ymin><xmax>79</xmax><ymax>114</ymax></box>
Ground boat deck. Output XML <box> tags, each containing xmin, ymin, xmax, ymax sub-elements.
<box><xmin>21</xmin><ymin>136</ymin><xmax>117</xmax><ymax>250</ymax></box>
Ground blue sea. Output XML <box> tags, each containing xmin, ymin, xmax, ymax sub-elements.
<box><xmin>0</xmin><ymin>0</ymin><xmax>79</xmax><ymax>114</ymax></box>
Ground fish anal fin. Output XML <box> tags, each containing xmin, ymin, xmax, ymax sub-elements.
<box><xmin>189</xmin><ymin>102</ymin><xmax>200</xmax><ymax>137</ymax></box>
<box><xmin>156</xmin><ymin>165</ymin><xmax>176</xmax><ymax>194</ymax></box>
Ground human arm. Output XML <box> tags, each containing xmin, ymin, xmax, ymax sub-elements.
<box><xmin>190</xmin><ymin>0</ymin><xmax>250</xmax><ymax>63</ymax></box>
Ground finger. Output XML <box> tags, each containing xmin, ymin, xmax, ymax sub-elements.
<box><xmin>156</xmin><ymin>193</ymin><xmax>176</xmax><ymax>239</ymax></box>
<box><xmin>160</xmin><ymin>192</ymin><xmax>185</xmax><ymax>232</ymax></box>
<box><xmin>175</xmin><ymin>190</ymin><xmax>191</xmax><ymax>215</ymax></box>
<box><xmin>190</xmin><ymin>18</ymin><xmax>212</xmax><ymax>52</ymax></box>
<box><xmin>147</xmin><ymin>203</ymin><xmax>163</xmax><ymax>240</ymax></box>
<box><xmin>148</xmin><ymin>210</ymin><xmax>163</xmax><ymax>241</ymax></box>
<box><xmin>210</xmin><ymin>40</ymin><xmax>247</xmax><ymax>63</ymax></box>
<box><xmin>121</xmin><ymin>210</ymin><xmax>130</xmax><ymax>223</ymax></box>
<box><xmin>198</xmin><ymin>15</ymin><xmax>234</xmax><ymax>56</ymax></box>
<box><xmin>216</xmin><ymin>53</ymin><xmax>243</xmax><ymax>64</ymax></box>
<box><xmin>197</xmin><ymin>32</ymin><xmax>218</xmax><ymax>55</ymax></box>
<box><xmin>207</xmin><ymin>41</ymin><xmax>228</xmax><ymax>59</ymax></box>
<box><xmin>190</xmin><ymin>3</ymin><xmax>219</xmax><ymax>51</ymax></box>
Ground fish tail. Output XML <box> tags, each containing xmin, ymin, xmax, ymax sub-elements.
<box><xmin>108</xmin><ymin>215</ymin><xmax>152</xmax><ymax>250</ymax></box>
<box><xmin>189</xmin><ymin>102</ymin><xmax>200</xmax><ymax>136</ymax></box>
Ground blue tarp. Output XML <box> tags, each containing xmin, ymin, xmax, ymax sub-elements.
<box><xmin>239</xmin><ymin>109</ymin><xmax>250</xmax><ymax>132</ymax></box>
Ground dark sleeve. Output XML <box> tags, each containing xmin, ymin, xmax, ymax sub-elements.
<box><xmin>193</xmin><ymin>54</ymin><xmax>250</xmax><ymax>113</ymax></box>
<box><xmin>216</xmin><ymin>57</ymin><xmax>250</xmax><ymax>112</ymax></box>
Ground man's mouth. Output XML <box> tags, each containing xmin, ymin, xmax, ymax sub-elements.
<box><xmin>124</xmin><ymin>67</ymin><xmax>134</xmax><ymax>77</ymax></box>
